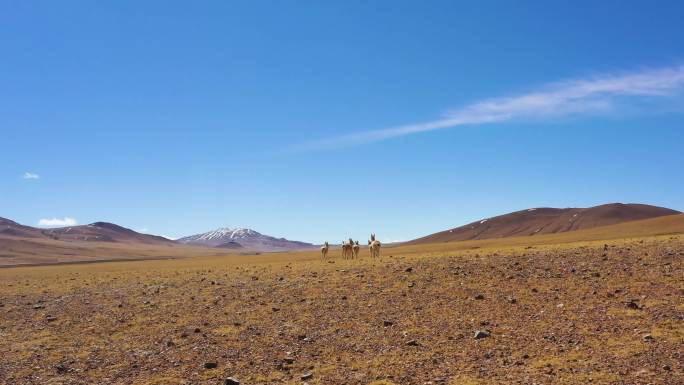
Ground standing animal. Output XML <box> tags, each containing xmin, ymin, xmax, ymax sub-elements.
<box><xmin>320</xmin><ymin>241</ymin><xmax>329</xmax><ymax>259</ymax></box>
<box><xmin>368</xmin><ymin>233</ymin><xmax>381</xmax><ymax>258</ymax></box>
<box><xmin>352</xmin><ymin>240</ymin><xmax>360</xmax><ymax>259</ymax></box>
<box><xmin>342</xmin><ymin>240</ymin><xmax>352</xmax><ymax>259</ymax></box>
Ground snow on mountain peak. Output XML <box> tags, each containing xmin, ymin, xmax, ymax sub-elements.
<box><xmin>195</xmin><ymin>227</ymin><xmax>260</xmax><ymax>241</ymax></box>
<box><xmin>176</xmin><ymin>226</ymin><xmax>314</xmax><ymax>251</ymax></box>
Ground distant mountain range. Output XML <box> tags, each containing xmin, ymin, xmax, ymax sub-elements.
<box><xmin>177</xmin><ymin>227</ymin><xmax>315</xmax><ymax>252</ymax></box>
<box><xmin>1</xmin><ymin>202</ymin><xmax>681</xmax><ymax>266</ymax></box>
<box><xmin>406</xmin><ymin>203</ymin><xmax>680</xmax><ymax>244</ymax></box>
<box><xmin>0</xmin><ymin>218</ymin><xmax>173</xmax><ymax>245</ymax></box>
<box><xmin>0</xmin><ymin>218</ymin><xmax>317</xmax><ymax>266</ymax></box>
<box><xmin>0</xmin><ymin>218</ymin><xmax>315</xmax><ymax>253</ymax></box>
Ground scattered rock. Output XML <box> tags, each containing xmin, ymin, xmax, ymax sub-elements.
<box><xmin>204</xmin><ymin>362</ymin><xmax>218</xmax><ymax>369</ymax></box>
<box><xmin>383</xmin><ymin>320</ymin><xmax>394</xmax><ymax>327</ymax></box>
<box><xmin>405</xmin><ymin>267</ymin><xmax>413</xmax><ymax>272</ymax></box>
<box><xmin>283</xmin><ymin>356</ymin><xmax>295</xmax><ymax>364</ymax></box>
<box><xmin>474</xmin><ymin>294</ymin><xmax>485</xmax><ymax>300</ymax></box>
<box><xmin>642</xmin><ymin>334</ymin><xmax>654</xmax><ymax>342</ymax></box>
<box><xmin>224</xmin><ymin>378</ymin><xmax>240</xmax><ymax>385</ymax></box>
<box><xmin>626</xmin><ymin>301</ymin><xmax>641</xmax><ymax>310</ymax></box>
<box><xmin>474</xmin><ymin>330</ymin><xmax>490</xmax><ymax>339</ymax></box>
<box><xmin>406</xmin><ymin>339</ymin><xmax>419</xmax><ymax>346</ymax></box>
<box><xmin>301</xmin><ymin>372</ymin><xmax>313</xmax><ymax>380</ymax></box>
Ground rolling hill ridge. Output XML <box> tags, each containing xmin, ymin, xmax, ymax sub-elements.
<box><xmin>407</xmin><ymin>203</ymin><xmax>680</xmax><ymax>244</ymax></box>
<box><xmin>0</xmin><ymin>218</ymin><xmax>174</xmax><ymax>245</ymax></box>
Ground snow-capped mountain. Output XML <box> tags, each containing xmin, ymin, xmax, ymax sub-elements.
<box><xmin>176</xmin><ymin>227</ymin><xmax>315</xmax><ymax>252</ymax></box>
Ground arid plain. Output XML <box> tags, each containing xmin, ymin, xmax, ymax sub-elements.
<box><xmin>1</xmin><ymin>215</ymin><xmax>683</xmax><ymax>385</ymax></box>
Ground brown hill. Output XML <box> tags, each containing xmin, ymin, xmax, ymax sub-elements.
<box><xmin>42</xmin><ymin>222</ymin><xmax>174</xmax><ymax>245</ymax></box>
<box><xmin>0</xmin><ymin>218</ymin><xmax>175</xmax><ymax>245</ymax></box>
<box><xmin>0</xmin><ymin>219</ymin><xmax>188</xmax><ymax>266</ymax></box>
<box><xmin>0</xmin><ymin>217</ymin><xmax>46</xmax><ymax>238</ymax></box>
<box><xmin>407</xmin><ymin>203</ymin><xmax>680</xmax><ymax>244</ymax></box>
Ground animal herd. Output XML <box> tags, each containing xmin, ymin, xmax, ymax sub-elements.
<box><xmin>320</xmin><ymin>233</ymin><xmax>381</xmax><ymax>259</ymax></box>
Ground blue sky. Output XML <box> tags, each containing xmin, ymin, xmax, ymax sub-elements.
<box><xmin>2</xmin><ymin>1</ymin><xmax>683</xmax><ymax>243</ymax></box>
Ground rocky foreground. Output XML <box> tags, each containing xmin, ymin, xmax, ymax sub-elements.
<box><xmin>1</xmin><ymin>236</ymin><xmax>682</xmax><ymax>385</ymax></box>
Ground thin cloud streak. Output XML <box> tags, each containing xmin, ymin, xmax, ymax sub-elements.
<box><xmin>296</xmin><ymin>65</ymin><xmax>684</xmax><ymax>151</ymax></box>
<box><xmin>23</xmin><ymin>172</ymin><xmax>40</xmax><ymax>180</ymax></box>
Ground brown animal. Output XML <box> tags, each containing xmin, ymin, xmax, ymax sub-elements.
<box><xmin>320</xmin><ymin>241</ymin><xmax>329</xmax><ymax>259</ymax></box>
<box><xmin>368</xmin><ymin>233</ymin><xmax>381</xmax><ymax>258</ymax></box>
<box><xmin>341</xmin><ymin>240</ymin><xmax>352</xmax><ymax>259</ymax></box>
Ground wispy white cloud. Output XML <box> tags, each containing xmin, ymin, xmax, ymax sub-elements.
<box><xmin>22</xmin><ymin>172</ymin><xmax>40</xmax><ymax>180</ymax></box>
<box><xmin>137</xmin><ymin>228</ymin><xmax>149</xmax><ymax>233</ymax></box>
<box><xmin>38</xmin><ymin>217</ymin><xmax>77</xmax><ymax>227</ymax></box>
<box><xmin>296</xmin><ymin>65</ymin><xmax>684</xmax><ymax>150</ymax></box>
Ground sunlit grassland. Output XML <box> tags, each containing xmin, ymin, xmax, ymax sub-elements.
<box><xmin>0</xmin><ymin>215</ymin><xmax>682</xmax><ymax>384</ymax></box>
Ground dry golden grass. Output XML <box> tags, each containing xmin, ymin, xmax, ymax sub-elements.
<box><xmin>1</xmin><ymin>220</ymin><xmax>683</xmax><ymax>384</ymax></box>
